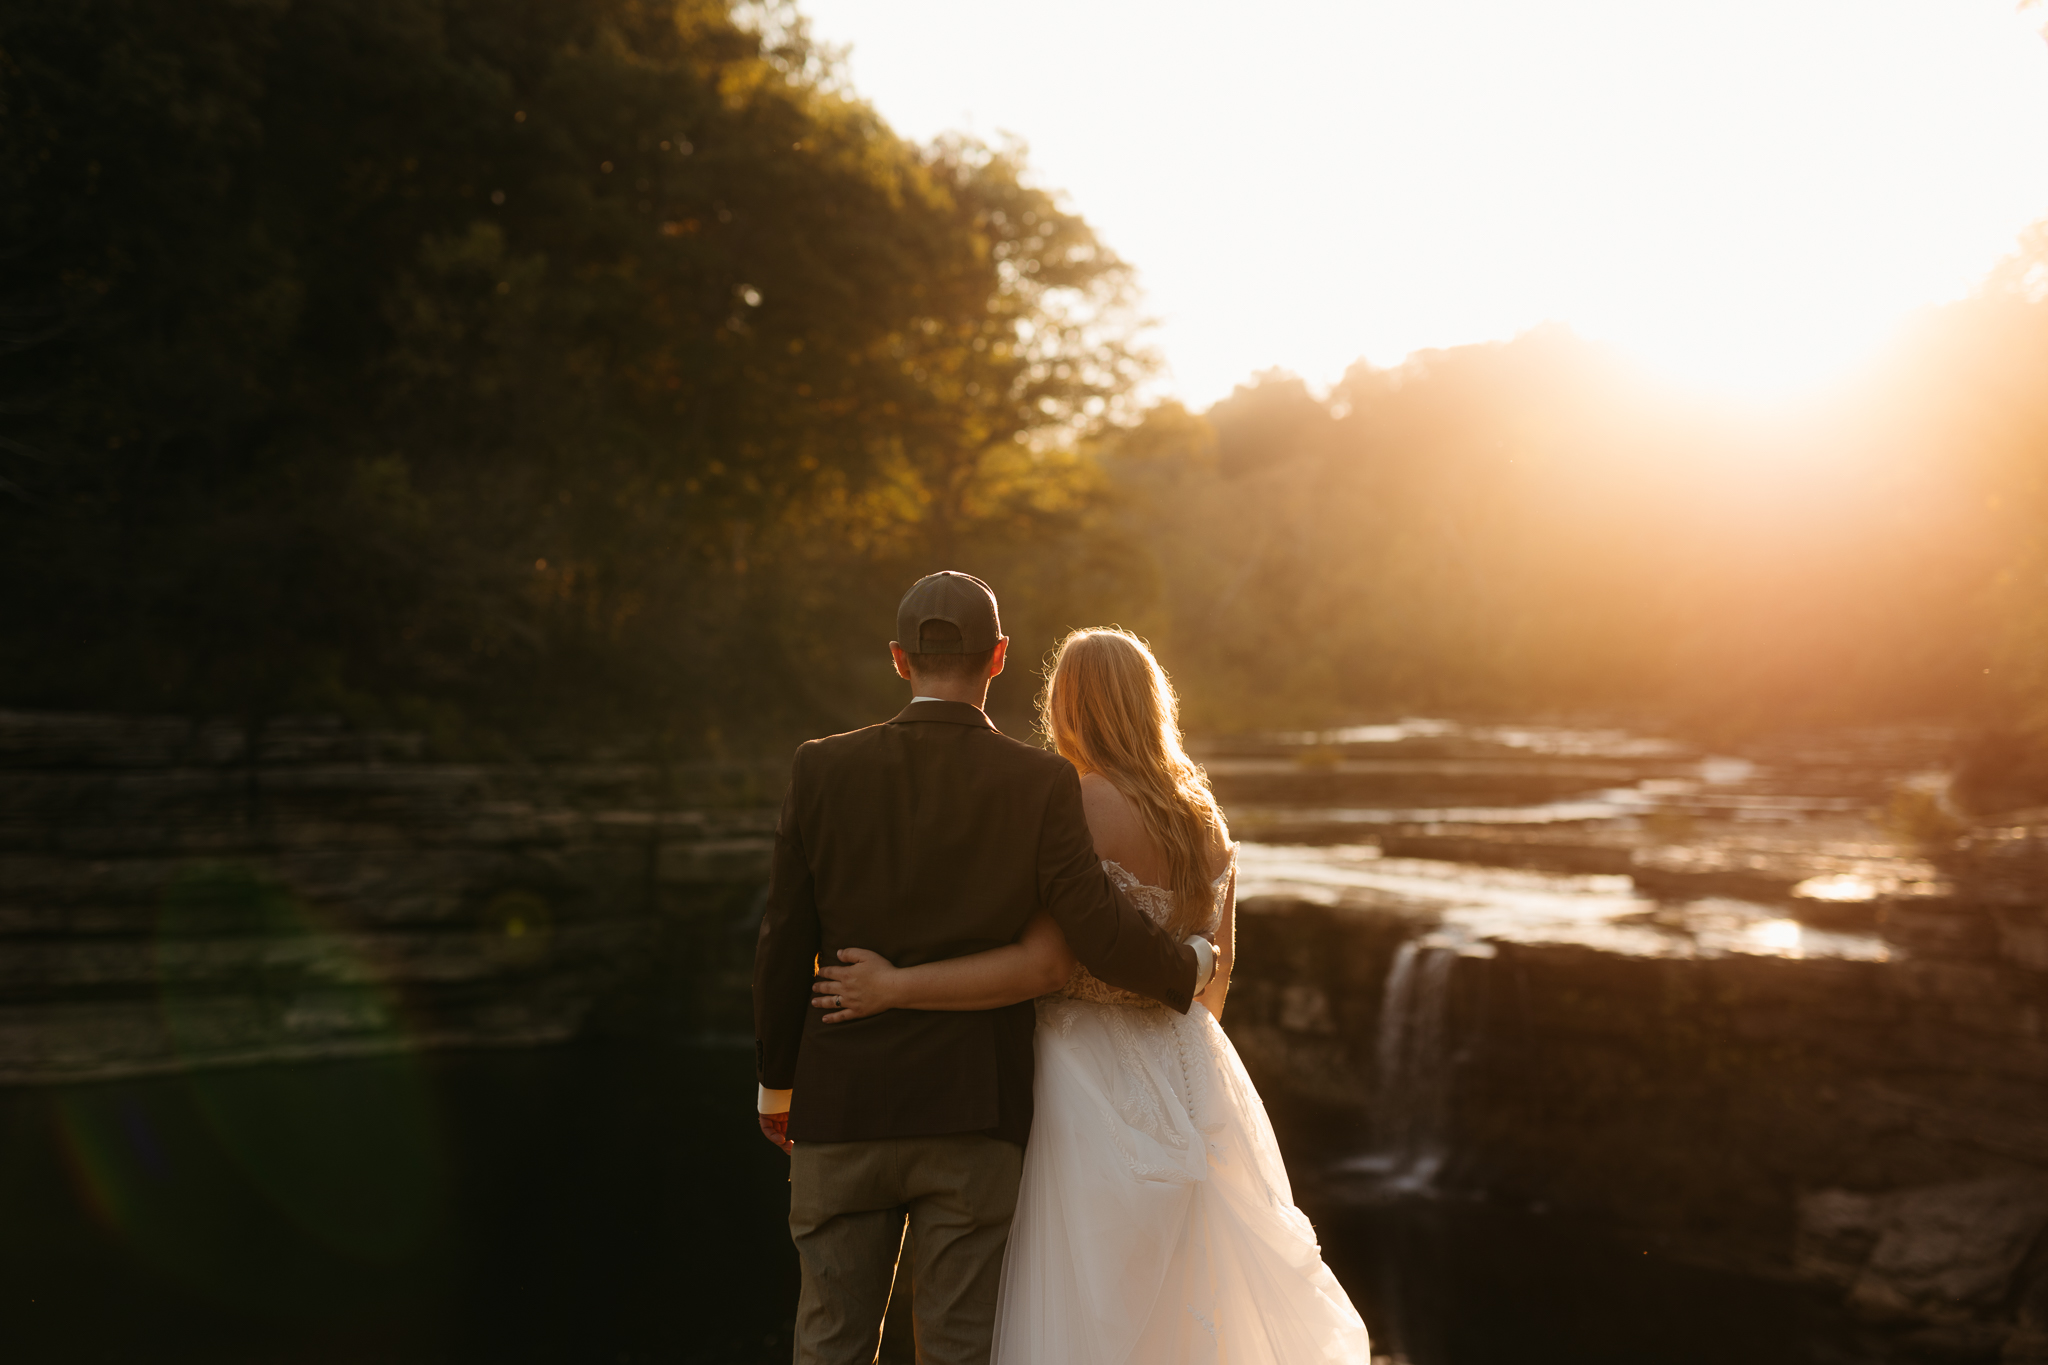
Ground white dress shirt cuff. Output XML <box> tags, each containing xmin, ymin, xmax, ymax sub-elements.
<box><xmin>757</xmin><ymin>1085</ymin><xmax>793</xmax><ymax>1115</ymax></box>
<box><xmin>1186</xmin><ymin>935</ymin><xmax>1216</xmax><ymax>995</ymax></box>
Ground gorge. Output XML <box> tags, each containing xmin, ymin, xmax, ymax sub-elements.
<box><xmin>4</xmin><ymin>710</ymin><xmax>2045</xmax><ymax>1362</ymax></box>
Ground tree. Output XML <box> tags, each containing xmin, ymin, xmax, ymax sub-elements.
<box><xmin>0</xmin><ymin>0</ymin><xmax>1143</xmax><ymax>749</ymax></box>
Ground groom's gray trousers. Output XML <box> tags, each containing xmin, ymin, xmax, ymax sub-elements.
<box><xmin>789</xmin><ymin>1132</ymin><xmax>1024</xmax><ymax>1365</ymax></box>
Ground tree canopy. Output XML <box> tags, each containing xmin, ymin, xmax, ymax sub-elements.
<box><xmin>8</xmin><ymin>0</ymin><xmax>2048</xmax><ymax>807</ymax></box>
<box><xmin>1091</xmin><ymin>284</ymin><xmax>2048</xmax><ymax>805</ymax></box>
<box><xmin>0</xmin><ymin>0</ymin><xmax>1142</xmax><ymax>750</ymax></box>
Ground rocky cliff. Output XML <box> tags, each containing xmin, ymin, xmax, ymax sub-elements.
<box><xmin>12</xmin><ymin>707</ymin><xmax>2048</xmax><ymax>1359</ymax></box>
<box><xmin>0</xmin><ymin>712</ymin><xmax>777</xmax><ymax>1084</ymax></box>
<box><xmin>1227</xmin><ymin>848</ymin><xmax>2048</xmax><ymax>1363</ymax></box>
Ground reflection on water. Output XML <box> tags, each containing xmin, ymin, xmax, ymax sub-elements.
<box><xmin>1279</xmin><ymin>718</ymin><xmax>1462</xmax><ymax>746</ymax></box>
<box><xmin>1234</xmin><ymin>779</ymin><xmax>1869</xmax><ymax>832</ymax></box>
<box><xmin>1242</xmin><ymin>797</ymin><xmax>1665</xmax><ymax>828</ymax></box>
<box><xmin>1220</xmin><ymin>722</ymin><xmax>1951</xmax><ymax>884</ymax></box>
<box><xmin>1793</xmin><ymin>871</ymin><xmax>1883</xmax><ymax>902</ymax></box>
<box><xmin>1237</xmin><ymin>843</ymin><xmax>1893</xmax><ymax>961</ymax></box>
<box><xmin>1279</xmin><ymin>717</ymin><xmax>1692</xmax><ymax>761</ymax></box>
<box><xmin>1751</xmin><ymin>916</ymin><xmax>1806</xmax><ymax>952</ymax></box>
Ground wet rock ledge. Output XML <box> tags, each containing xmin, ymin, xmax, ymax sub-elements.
<box><xmin>1226</xmin><ymin>830</ymin><xmax>2048</xmax><ymax>1364</ymax></box>
<box><xmin>0</xmin><ymin>712</ymin><xmax>778</xmax><ymax>1084</ymax></box>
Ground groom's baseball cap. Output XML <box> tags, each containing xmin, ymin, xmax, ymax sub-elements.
<box><xmin>895</xmin><ymin>571</ymin><xmax>1003</xmax><ymax>653</ymax></box>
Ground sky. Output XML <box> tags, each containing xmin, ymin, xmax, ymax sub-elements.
<box><xmin>794</xmin><ymin>0</ymin><xmax>2048</xmax><ymax>408</ymax></box>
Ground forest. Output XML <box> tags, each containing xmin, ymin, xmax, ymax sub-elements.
<box><xmin>5</xmin><ymin>0</ymin><xmax>2048</xmax><ymax>808</ymax></box>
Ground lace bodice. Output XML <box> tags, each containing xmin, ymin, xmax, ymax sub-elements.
<box><xmin>1055</xmin><ymin>856</ymin><xmax>1231</xmax><ymax>1008</ymax></box>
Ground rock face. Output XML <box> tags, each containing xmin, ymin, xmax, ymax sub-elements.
<box><xmin>1950</xmin><ymin>826</ymin><xmax>2048</xmax><ymax>976</ymax></box>
<box><xmin>1202</xmin><ymin>721</ymin><xmax>2048</xmax><ymax>1359</ymax></box>
<box><xmin>1797</xmin><ymin>1180</ymin><xmax>2048</xmax><ymax>1321</ymax></box>
<box><xmin>14</xmin><ymin>707</ymin><xmax>2048</xmax><ymax>1357</ymax></box>
<box><xmin>1227</xmin><ymin>878</ymin><xmax>2048</xmax><ymax>1361</ymax></box>
<box><xmin>0</xmin><ymin>711</ymin><xmax>778</xmax><ymax>1083</ymax></box>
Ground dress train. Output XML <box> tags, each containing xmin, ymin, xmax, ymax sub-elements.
<box><xmin>989</xmin><ymin>862</ymin><xmax>1370</xmax><ymax>1364</ymax></box>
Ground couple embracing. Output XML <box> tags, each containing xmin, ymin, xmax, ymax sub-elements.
<box><xmin>752</xmin><ymin>572</ymin><xmax>1369</xmax><ymax>1364</ymax></box>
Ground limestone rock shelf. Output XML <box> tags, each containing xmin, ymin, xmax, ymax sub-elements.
<box><xmin>13</xmin><ymin>708</ymin><xmax>2047</xmax><ymax>1357</ymax></box>
<box><xmin>0</xmin><ymin>712</ymin><xmax>780</xmax><ymax>1084</ymax></box>
<box><xmin>1227</xmin><ymin>876</ymin><xmax>2048</xmax><ymax>1363</ymax></box>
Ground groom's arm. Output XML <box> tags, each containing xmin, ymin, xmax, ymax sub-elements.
<box><xmin>753</xmin><ymin>753</ymin><xmax>820</xmax><ymax>1138</ymax></box>
<box><xmin>1036</xmin><ymin>764</ymin><xmax>1202</xmax><ymax>1013</ymax></box>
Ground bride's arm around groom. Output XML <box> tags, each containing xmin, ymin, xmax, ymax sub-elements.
<box><xmin>751</xmin><ymin>701</ymin><xmax>1209</xmax><ymax>1148</ymax></box>
<box><xmin>747</xmin><ymin>571</ymin><xmax>1211</xmax><ymax>1365</ymax></box>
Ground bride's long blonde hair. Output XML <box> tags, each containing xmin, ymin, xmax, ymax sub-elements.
<box><xmin>1037</xmin><ymin>628</ymin><xmax>1230</xmax><ymax>937</ymax></box>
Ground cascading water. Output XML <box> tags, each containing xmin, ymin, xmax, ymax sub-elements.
<box><xmin>1349</xmin><ymin>937</ymin><xmax>1460</xmax><ymax>1193</ymax></box>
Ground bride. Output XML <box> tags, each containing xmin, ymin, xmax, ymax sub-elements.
<box><xmin>812</xmin><ymin>628</ymin><xmax>1370</xmax><ymax>1364</ymax></box>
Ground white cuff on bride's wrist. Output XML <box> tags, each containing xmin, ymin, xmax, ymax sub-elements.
<box><xmin>1186</xmin><ymin>936</ymin><xmax>1215</xmax><ymax>994</ymax></box>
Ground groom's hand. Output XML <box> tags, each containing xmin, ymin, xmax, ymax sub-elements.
<box><xmin>758</xmin><ymin>1111</ymin><xmax>793</xmax><ymax>1154</ymax></box>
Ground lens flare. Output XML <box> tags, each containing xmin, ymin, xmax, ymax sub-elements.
<box><xmin>37</xmin><ymin>862</ymin><xmax>462</xmax><ymax>1316</ymax></box>
<box><xmin>153</xmin><ymin>864</ymin><xmax>448</xmax><ymax>1267</ymax></box>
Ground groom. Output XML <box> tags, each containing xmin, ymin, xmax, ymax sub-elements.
<box><xmin>753</xmin><ymin>571</ymin><xmax>1214</xmax><ymax>1365</ymax></box>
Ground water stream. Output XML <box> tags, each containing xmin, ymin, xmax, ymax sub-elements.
<box><xmin>1346</xmin><ymin>940</ymin><xmax>1460</xmax><ymax>1194</ymax></box>
<box><xmin>1237</xmin><ymin>842</ymin><xmax>1894</xmax><ymax>962</ymax></box>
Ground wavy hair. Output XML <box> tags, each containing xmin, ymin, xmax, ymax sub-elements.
<box><xmin>1037</xmin><ymin>628</ymin><xmax>1230</xmax><ymax>936</ymax></box>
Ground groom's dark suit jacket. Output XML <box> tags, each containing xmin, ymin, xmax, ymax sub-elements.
<box><xmin>754</xmin><ymin>699</ymin><xmax>1199</xmax><ymax>1147</ymax></box>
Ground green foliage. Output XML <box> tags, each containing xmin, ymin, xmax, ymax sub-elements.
<box><xmin>0</xmin><ymin>0</ymin><xmax>1142</xmax><ymax>751</ymax></box>
<box><xmin>10</xmin><ymin>0</ymin><xmax>2048</xmax><ymax>782</ymax></box>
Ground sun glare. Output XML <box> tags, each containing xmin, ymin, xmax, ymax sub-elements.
<box><xmin>1582</xmin><ymin>274</ymin><xmax>1911</xmax><ymax>402</ymax></box>
<box><xmin>803</xmin><ymin>0</ymin><xmax>2048</xmax><ymax>405</ymax></box>
<box><xmin>1751</xmin><ymin>919</ymin><xmax>1806</xmax><ymax>955</ymax></box>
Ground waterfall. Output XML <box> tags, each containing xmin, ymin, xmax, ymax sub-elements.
<box><xmin>1352</xmin><ymin>938</ymin><xmax>1459</xmax><ymax>1192</ymax></box>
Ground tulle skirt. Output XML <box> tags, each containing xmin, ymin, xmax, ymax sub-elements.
<box><xmin>990</xmin><ymin>996</ymin><xmax>1371</xmax><ymax>1364</ymax></box>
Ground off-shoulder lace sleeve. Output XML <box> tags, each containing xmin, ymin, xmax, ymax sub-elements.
<box><xmin>1053</xmin><ymin>860</ymin><xmax>1180</xmax><ymax>1009</ymax></box>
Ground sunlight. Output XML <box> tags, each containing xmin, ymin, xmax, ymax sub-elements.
<box><xmin>1586</xmin><ymin>289</ymin><xmax>1904</xmax><ymax>401</ymax></box>
<box><xmin>801</xmin><ymin>0</ymin><xmax>2048</xmax><ymax>405</ymax></box>
<box><xmin>1794</xmin><ymin>873</ymin><xmax>1883</xmax><ymax>903</ymax></box>
<box><xmin>1751</xmin><ymin>919</ymin><xmax>1806</xmax><ymax>954</ymax></box>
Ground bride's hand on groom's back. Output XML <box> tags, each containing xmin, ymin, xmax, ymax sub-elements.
<box><xmin>813</xmin><ymin>948</ymin><xmax>898</xmax><ymax>1022</ymax></box>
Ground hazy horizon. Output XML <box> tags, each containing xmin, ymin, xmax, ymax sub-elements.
<box><xmin>797</xmin><ymin>0</ymin><xmax>2048</xmax><ymax>408</ymax></box>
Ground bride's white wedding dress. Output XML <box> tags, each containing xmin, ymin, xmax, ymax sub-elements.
<box><xmin>990</xmin><ymin>858</ymin><xmax>1371</xmax><ymax>1364</ymax></box>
